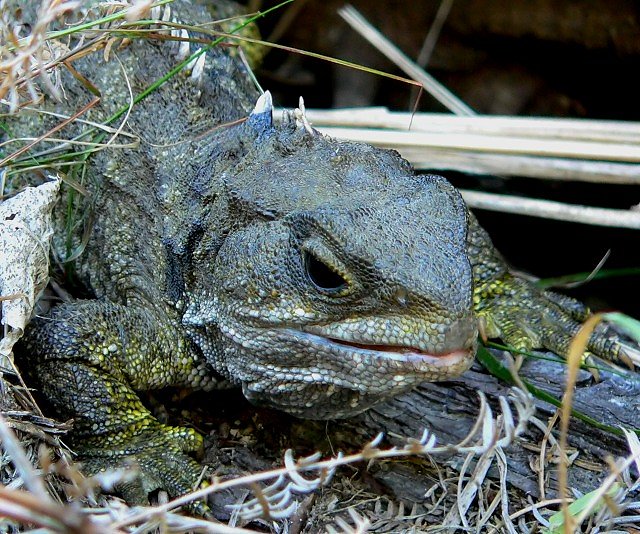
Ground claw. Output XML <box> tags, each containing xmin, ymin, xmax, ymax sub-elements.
<box><xmin>190</xmin><ymin>53</ymin><xmax>206</xmax><ymax>83</ymax></box>
<box><xmin>75</xmin><ymin>422</ymin><xmax>210</xmax><ymax>514</ymax></box>
<box><xmin>619</xmin><ymin>343</ymin><xmax>640</xmax><ymax>369</ymax></box>
<box><xmin>177</xmin><ymin>29</ymin><xmax>190</xmax><ymax>61</ymax></box>
<box><xmin>170</xmin><ymin>27</ymin><xmax>181</xmax><ymax>52</ymax></box>
<box><xmin>162</xmin><ymin>5</ymin><xmax>172</xmax><ymax>23</ymax></box>
<box><xmin>582</xmin><ymin>352</ymin><xmax>601</xmax><ymax>381</ymax></box>
<box><xmin>477</xmin><ymin>315</ymin><xmax>489</xmax><ymax>344</ymax></box>
<box><xmin>186</xmin><ymin>495</ymin><xmax>213</xmax><ymax>518</ymax></box>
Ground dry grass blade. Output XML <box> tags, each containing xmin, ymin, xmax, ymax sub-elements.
<box><xmin>0</xmin><ymin>292</ymin><xmax>25</xmax><ymax>302</ymax></box>
<box><xmin>302</xmin><ymin>108</ymin><xmax>640</xmax><ymax>144</ymax></box>
<box><xmin>337</xmin><ymin>5</ymin><xmax>474</xmax><ymax>116</ymax></box>
<box><xmin>0</xmin><ymin>0</ymin><xmax>83</xmax><ymax>111</ymax></box>
<box><xmin>622</xmin><ymin>428</ymin><xmax>640</xmax><ymax>481</ymax></box>
<box><xmin>2</xmin><ymin>134</ymin><xmax>137</xmax><ymax>155</ymax></box>
<box><xmin>0</xmin><ymin>97</ymin><xmax>100</xmax><ymax>167</ymax></box>
<box><xmin>156</xmin><ymin>513</ymin><xmax>260</xmax><ymax>533</ymax></box>
<box><xmin>545</xmin><ymin>441</ymin><xmax>640</xmax><ymax>532</ymax></box>
<box><xmin>0</xmin><ymin>414</ymin><xmax>47</xmax><ymax>499</ymax></box>
<box><xmin>199</xmin><ymin>28</ymin><xmax>420</xmax><ymax>88</ymax></box>
<box><xmin>106</xmin><ymin>388</ymin><xmax>531</xmax><ymax>529</ymax></box>
<box><xmin>227</xmin><ymin>476</ymin><xmax>297</xmax><ymax>521</ymax></box>
<box><xmin>327</xmin><ymin>508</ymin><xmax>371</xmax><ymax>534</ymax></box>
<box><xmin>415</xmin><ymin>0</ymin><xmax>454</xmax><ymax>69</ymax></box>
<box><xmin>382</xmin><ymin>147</ymin><xmax>640</xmax><ymax>185</ymax></box>
<box><xmin>496</xmin><ymin>447</ymin><xmax>518</xmax><ymax>534</ymax></box>
<box><xmin>314</xmin><ymin>126</ymin><xmax>640</xmax><ymax>163</ymax></box>
<box><xmin>460</xmin><ymin>190</ymin><xmax>640</xmax><ymax>229</ymax></box>
<box><xmin>0</xmin><ymin>415</ymin><xmax>103</xmax><ymax>533</ymax></box>
<box><xmin>444</xmin><ymin>434</ymin><xmax>499</xmax><ymax>528</ymax></box>
<box><xmin>301</xmin><ymin>109</ymin><xmax>640</xmax><ymax>188</ymax></box>
<box><xmin>0</xmin><ymin>487</ymin><xmax>66</xmax><ymax>531</ymax></box>
<box><xmin>530</xmin><ymin>413</ymin><xmax>561</xmax><ymax>500</ymax></box>
<box><xmin>557</xmin><ymin>313</ymin><xmax>603</xmax><ymax>532</ymax></box>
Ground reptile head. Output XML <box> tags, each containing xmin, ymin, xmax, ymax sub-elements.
<box><xmin>185</xmin><ymin>94</ymin><xmax>477</xmax><ymax>419</ymax></box>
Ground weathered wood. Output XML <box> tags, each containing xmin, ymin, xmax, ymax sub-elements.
<box><xmin>198</xmin><ymin>348</ymin><xmax>640</xmax><ymax>529</ymax></box>
<box><xmin>332</xmin><ymin>352</ymin><xmax>638</xmax><ymax>499</ymax></box>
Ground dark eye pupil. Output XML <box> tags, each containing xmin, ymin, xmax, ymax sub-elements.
<box><xmin>304</xmin><ymin>252</ymin><xmax>348</xmax><ymax>293</ymax></box>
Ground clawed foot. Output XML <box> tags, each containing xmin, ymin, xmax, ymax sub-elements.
<box><xmin>476</xmin><ymin>274</ymin><xmax>636</xmax><ymax>368</ymax></box>
<box><xmin>78</xmin><ymin>422</ymin><xmax>211</xmax><ymax>516</ymax></box>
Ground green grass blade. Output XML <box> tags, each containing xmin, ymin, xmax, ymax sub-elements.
<box><xmin>543</xmin><ymin>483</ymin><xmax>621</xmax><ymax>533</ymax></box>
<box><xmin>484</xmin><ymin>341</ymin><xmax>626</xmax><ymax>377</ymax></box>
<box><xmin>604</xmin><ymin>312</ymin><xmax>640</xmax><ymax>342</ymax></box>
<box><xmin>476</xmin><ymin>344</ymin><xmax>640</xmax><ymax>437</ymax></box>
<box><xmin>44</xmin><ymin>0</ymin><xmax>174</xmax><ymax>41</ymax></box>
<box><xmin>101</xmin><ymin>0</ymin><xmax>293</xmax><ymax>127</ymax></box>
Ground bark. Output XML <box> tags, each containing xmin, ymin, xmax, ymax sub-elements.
<box><xmin>202</xmin><ymin>349</ymin><xmax>640</xmax><ymax>529</ymax></box>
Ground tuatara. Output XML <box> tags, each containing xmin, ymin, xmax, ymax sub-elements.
<box><xmin>4</xmin><ymin>0</ymin><xmax>628</xmax><ymax>507</ymax></box>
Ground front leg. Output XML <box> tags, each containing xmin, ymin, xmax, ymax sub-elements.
<box><xmin>467</xmin><ymin>212</ymin><xmax>627</xmax><ymax>362</ymax></box>
<box><xmin>21</xmin><ymin>300</ymin><xmax>213</xmax><ymax>508</ymax></box>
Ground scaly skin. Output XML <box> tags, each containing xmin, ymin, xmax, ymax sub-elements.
<box><xmin>6</xmin><ymin>0</ymin><xmax>629</xmax><ymax>510</ymax></box>
<box><xmin>467</xmin><ymin>215</ymin><xmax>623</xmax><ymax>359</ymax></box>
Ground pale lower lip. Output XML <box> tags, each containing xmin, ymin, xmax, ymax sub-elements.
<box><xmin>287</xmin><ymin>329</ymin><xmax>474</xmax><ymax>368</ymax></box>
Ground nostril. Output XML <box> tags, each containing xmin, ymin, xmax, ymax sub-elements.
<box><xmin>464</xmin><ymin>335</ymin><xmax>479</xmax><ymax>352</ymax></box>
<box><xmin>443</xmin><ymin>316</ymin><xmax>478</xmax><ymax>351</ymax></box>
<box><xmin>394</xmin><ymin>287</ymin><xmax>409</xmax><ymax>307</ymax></box>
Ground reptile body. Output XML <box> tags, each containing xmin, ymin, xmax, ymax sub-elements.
<box><xmin>4</xmin><ymin>0</ymin><xmax>627</xmax><ymax>507</ymax></box>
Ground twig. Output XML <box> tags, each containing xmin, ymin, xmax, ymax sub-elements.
<box><xmin>314</xmin><ymin>126</ymin><xmax>640</xmax><ymax>162</ymax></box>
<box><xmin>0</xmin><ymin>97</ymin><xmax>101</xmax><ymax>168</ymax></box>
<box><xmin>302</xmin><ymin>107</ymin><xmax>640</xmax><ymax>143</ymax></box>
<box><xmin>416</xmin><ymin>0</ymin><xmax>455</xmax><ymax>68</ymax></box>
<box><xmin>459</xmin><ymin>190</ymin><xmax>640</xmax><ymax>229</ymax></box>
<box><xmin>337</xmin><ymin>5</ymin><xmax>474</xmax><ymax>116</ymax></box>
<box><xmin>0</xmin><ymin>413</ymin><xmax>48</xmax><ymax>499</ymax></box>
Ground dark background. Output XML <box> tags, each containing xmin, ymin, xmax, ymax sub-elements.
<box><xmin>253</xmin><ymin>0</ymin><xmax>640</xmax><ymax>316</ymax></box>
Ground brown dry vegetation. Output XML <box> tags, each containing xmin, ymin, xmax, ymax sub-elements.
<box><xmin>2</xmin><ymin>1</ymin><xmax>640</xmax><ymax>532</ymax></box>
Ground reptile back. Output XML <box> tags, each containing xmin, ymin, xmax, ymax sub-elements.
<box><xmin>4</xmin><ymin>0</ymin><xmax>259</xmax><ymax>307</ymax></box>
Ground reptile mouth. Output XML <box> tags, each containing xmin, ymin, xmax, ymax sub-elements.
<box><xmin>289</xmin><ymin>329</ymin><xmax>475</xmax><ymax>372</ymax></box>
<box><xmin>325</xmin><ymin>336</ymin><xmax>474</xmax><ymax>367</ymax></box>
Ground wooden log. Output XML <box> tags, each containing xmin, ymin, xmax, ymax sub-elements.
<box><xmin>203</xmin><ymin>349</ymin><xmax>640</xmax><ymax>529</ymax></box>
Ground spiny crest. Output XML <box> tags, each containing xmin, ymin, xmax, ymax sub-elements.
<box><xmin>293</xmin><ymin>96</ymin><xmax>315</xmax><ymax>135</ymax></box>
<box><xmin>248</xmin><ymin>91</ymin><xmax>275</xmax><ymax>137</ymax></box>
<box><xmin>248</xmin><ymin>92</ymin><xmax>318</xmax><ymax>138</ymax></box>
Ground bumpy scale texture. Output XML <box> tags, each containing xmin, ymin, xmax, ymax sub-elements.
<box><xmin>5</xmin><ymin>0</ymin><xmax>627</xmax><ymax>509</ymax></box>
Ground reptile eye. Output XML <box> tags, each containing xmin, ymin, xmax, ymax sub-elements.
<box><xmin>304</xmin><ymin>250</ymin><xmax>349</xmax><ymax>294</ymax></box>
